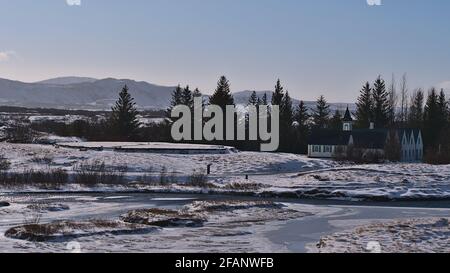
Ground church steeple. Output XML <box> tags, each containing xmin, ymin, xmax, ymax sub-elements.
<box><xmin>343</xmin><ymin>106</ymin><xmax>353</xmax><ymax>131</ymax></box>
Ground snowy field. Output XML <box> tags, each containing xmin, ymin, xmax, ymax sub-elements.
<box><xmin>311</xmin><ymin>217</ymin><xmax>450</xmax><ymax>253</ymax></box>
<box><xmin>1</xmin><ymin>193</ymin><xmax>449</xmax><ymax>253</ymax></box>
<box><xmin>0</xmin><ymin>194</ymin><xmax>315</xmax><ymax>253</ymax></box>
<box><xmin>0</xmin><ymin>142</ymin><xmax>449</xmax><ymax>201</ymax></box>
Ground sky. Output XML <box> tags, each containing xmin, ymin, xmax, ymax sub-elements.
<box><xmin>0</xmin><ymin>0</ymin><xmax>450</xmax><ymax>102</ymax></box>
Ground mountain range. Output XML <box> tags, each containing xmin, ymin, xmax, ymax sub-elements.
<box><xmin>0</xmin><ymin>76</ymin><xmax>354</xmax><ymax>111</ymax></box>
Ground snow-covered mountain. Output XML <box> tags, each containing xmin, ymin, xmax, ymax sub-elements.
<box><xmin>0</xmin><ymin>77</ymin><xmax>354</xmax><ymax>111</ymax></box>
<box><xmin>0</xmin><ymin>77</ymin><xmax>175</xmax><ymax>110</ymax></box>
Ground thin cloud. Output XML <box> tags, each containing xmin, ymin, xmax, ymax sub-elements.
<box><xmin>66</xmin><ymin>0</ymin><xmax>81</xmax><ymax>6</ymax></box>
<box><xmin>0</xmin><ymin>51</ymin><xmax>16</xmax><ymax>62</ymax></box>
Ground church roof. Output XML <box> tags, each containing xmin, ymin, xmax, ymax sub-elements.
<box><xmin>309</xmin><ymin>129</ymin><xmax>387</xmax><ymax>149</ymax></box>
<box><xmin>308</xmin><ymin>129</ymin><xmax>352</xmax><ymax>146</ymax></box>
<box><xmin>343</xmin><ymin>107</ymin><xmax>353</xmax><ymax>122</ymax></box>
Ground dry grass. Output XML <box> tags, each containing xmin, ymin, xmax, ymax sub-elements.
<box><xmin>73</xmin><ymin>161</ymin><xmax>126</xmax><ymax>185</ymax></box>
<box><xmin>0</xmin><ymin>168</ymin><xmax>69</xmax><ymax>187</ymax></box>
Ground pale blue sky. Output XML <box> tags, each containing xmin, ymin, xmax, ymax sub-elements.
<box><xmin>0</xmin><ymin>0</ymin><xmax>449</xmax><ymax>101</ymax></box>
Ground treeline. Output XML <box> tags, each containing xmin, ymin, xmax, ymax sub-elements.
<box><xmin>354</xmin><ymin>75</ymin><xmax>449</xmax><ymax>163</ymax></box>
<box><xmin>29</xmin><ymin>86</ymin><xmax>171</xmax><ymax>143</ymax></box>
<box><xmin>167</xmin><ymin>75</ymin><xmax>450</xmax><ymax>163</ymax></box>
<box><xmin>24</xmin><ymin>74</ymin><xmax>449</xmax><ymax>163</ymax></box>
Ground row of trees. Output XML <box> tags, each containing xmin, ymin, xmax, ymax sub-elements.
<box><xmin>87</xmin><ymin>74</ymin><xmax>449</xmax><ymax>163</ymax></box>
<box><xmin>355</xmin><ymin>75</ymin><xmax>449</xmax><ymax>153</ymax></box>
<box><xmin>166</xmin><ymin>75</ymin><xmax>449</xmax><ymax>160</ymax></box>
<box><xmin>167</xmin><ymin>77</ymin><xmax>342</xmax><ymax>153</ymax></box>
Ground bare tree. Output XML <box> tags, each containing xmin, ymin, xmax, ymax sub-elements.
<box><xmin>399</xmin><ymin>73</ymin><xmax>409</xmax><ymax>124</ymax></box>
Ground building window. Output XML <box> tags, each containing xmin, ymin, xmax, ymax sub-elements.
<box><xmin>324</xmin><ymin>146</ymin><xmax>332</xmax><ymax>153</ymax></box>
<box><xmin>313</xmin><ymin>145</ymin><xmax>321</xmax><ymax>153</ymax></box>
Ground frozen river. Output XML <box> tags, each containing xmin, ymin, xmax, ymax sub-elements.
<box><xmin>0</xmin><ymin>193</ymin><xmax>449</xmax><ymax>253</ymax></box>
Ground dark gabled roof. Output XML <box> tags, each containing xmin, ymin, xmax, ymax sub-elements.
<box><xmin>308</xmin><ymin>129</ymin><xmax>352</xmax><ymax>145</ymax></box>
<box><xmin>308</xmin><ymin>128</ymin><xmax>388</xmax><ymax>149</ymax></box>
<box><xmin>308</xmin><ymin>128</ymin><xmax>422</xmax><ymax>148</ymax></box>
<box><xmin>343</xmin><ymin>107</ymin><xmax>353</xmax><ymax>122</ymax></box>
<box><xmin>351</xmin><ymin>129</ymin><xmax>388</xmax><ymax>149</ymax></box>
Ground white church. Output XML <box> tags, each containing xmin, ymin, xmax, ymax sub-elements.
<box><xmin>307</xmin><ymin>108</ymin><xmax>424</xmax><ymax>162</ymax></box>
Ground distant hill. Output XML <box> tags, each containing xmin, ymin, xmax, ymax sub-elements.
<box><xmin>0</xmin><ymin>77</ymin><xmax>175</xmax><ymax>110</ymax></box>
<box><xmin>233</xmin><ymin>90</ymin><xmax>356</xmax><ymax>113</ymax></box>
<box><xmin>36</xmin><ymin>77</ymin><xmax>98</xmax><ymax>85</ymax></box>
<box><xmin>0</xmin><ymin>77</ymin><xmax>354</xmax><ymax>111</ymax></box>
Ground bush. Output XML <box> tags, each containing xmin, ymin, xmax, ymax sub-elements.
<box><xmin>6</xmin><ymin>123</ymin><xmax>37</xmax><ymax>144</ymax></box>
<box><xmin>73</xmin><ymin>161</ymin><xmax>126</xmax><ymax>185</ymax></box>
<box><xmin>334</xmin><ymin>144</ymin><xmax>384</xmax><ymax>164</ymax></box>
<box><xmin>187</xmin><ymin>169</ymin><xmax>209</xmax><ymax>187</ymax></box>
<box><xmin>0</xmin><ymin>155</ymin><xmax>11</xmax><ymax>171</ymax></box>
<box><xmin>159</xmin><ymin>166</ymin><xmax>168</xmax><ymax>184</ymax></box>
<box><xmin>0</xmin><ymin>168</ymin><xmax>68</xmax><ymax>187</ymax></box>
<box><xmin>30</xmin><ymin>155</ymin><xmax>54</xmax><ymax>165</ymax></box>
<box><xmin>424</xmin><ymin>146</ymin><xmax>450</xmax><ymax>165</ymax></box>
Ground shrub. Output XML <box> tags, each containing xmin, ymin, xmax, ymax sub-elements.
<box><xmin>0</xmin><ymin>155</ymin><xmax>11</xmax><ymax>171</ymax></box>
<box><xmin>6</xmin><ymin>123</ymin><xmax>37</xmax><ymax>144</ymax></box>
<box><xmin>73</xmin><ymin>161</ymin><xmax>126</xmax><ymax>185</ymax></box>
<box><xmin>0</xmin><ymin>168</ymin><xmax>68</xmax><ymax>187</ymax></box>
<box><xmin>159</xmin><ymin>166</ymin><xmax>168</xmax><ymax>184</ymax></box>
<box><xmin>30</xmin><ymin>155</ymin><xmax>54</xmax><ymax>165</ymax></box>
<box><xmin>187</xmin><ymin>169</ymin><xmax>209</xmax><ymax>187</ymax></box>
<box><xmin>424</xmin><ymin>146</ymin><xmax>450</xmax><ymax>165</ymax></box>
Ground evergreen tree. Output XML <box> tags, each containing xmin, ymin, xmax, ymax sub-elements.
<box><xmin>168</xmin><ymin>84</ymin><xmax>183</xmax><ymax>115</ymax></box>
<box><xmin>278</xmin><ymin>91</ymin><xmax>294</xmax><ymax>152</ymax></box>
<box><xmin>372</xmin><ymin>76</ymin><xmax>389</xmax><ymax>128</ymax></box>
<box><xmin>294</xmin><ymin>101</ymin><xmax>310</xmax><ymax>127</ymax></box>
<box><xmin>293</xmin><ymin>101</ymin><xmax>310</xmax><ymax>154</ymax></box>
<box><xmin>408</xmin><ymin>89</ymin><xmax>424</xmax><ymax>128</ymax></box>
<box><xmin>438</xmin><ymin>89</ymin><xmax>448</xmax><ymax>123</ymax></box>
<box><xmin>208</xmin><ymin>76</ymin><xmax>234</xmax><ymax>142</ymax></box>
<box><xmin>261</xmin><ymin>93</ymin><xmax>268</xmax><ymax>105</ymax></box>
<box><xmin>312</xmin><ymin>95</ymin><xmax>330</xmax><ymax>128</ymax></box>
<box><xmin>280</xmin><ymin>91</ymin><xmax>294</xmax><ymax>126</ymax></box>
<box><xmin>423</xmin><ymin>88</ymin><xmax>441</xmax><ymax>147</ymax></box>
<box><xmin>181</xmin><ymin>85</ymin><xmax>194</xmax><ymax>108</ymax></box>
<box><xmin>110</xmin><ymin>85</ymin><xmax>141</xmax><ymax>140</ymax></box>
<box><xmin>330</xmin><ymin>110</ymin><xmax>343</xmax><ymax>130</ymax></box>
<box><xmin>248</xmin><ymin>91</ymin><xmax>259</xmax><ymax>106</ymax></box>
<box><xmin>209</xmin><ymin>76</ymin><xmax>234</xmax><ymax>110</ymax></box>
<box><xmin>271</xmin><ymin>79</ymin><xmax>284</xmax><ymax>106</ymax></box>
<box><xmin>355</xmin><ymin>82</ymin><xmax>373</xmax><ymax>128</ymax></box>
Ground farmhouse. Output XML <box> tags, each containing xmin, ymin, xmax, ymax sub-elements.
<box><xmin>307</xmin><ymin>108</ymin><xmax>423</xmax><ymax>162</ymax></box>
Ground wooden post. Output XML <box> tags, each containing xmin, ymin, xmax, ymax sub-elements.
<box><xmin>207</xmin><ymin>164</ymin><xmax>212</xmax><ymax>175</ymax></box>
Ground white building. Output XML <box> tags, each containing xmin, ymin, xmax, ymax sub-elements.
<box><xmin>307</xmin><ymin>108</ymin><xmax>423</xmax><ymax>162</ymax></box>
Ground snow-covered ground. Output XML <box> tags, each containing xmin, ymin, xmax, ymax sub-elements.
<box><xmin>1</xmin><ymin>193</ymin><xmax>449</xmax><ymax>253</ymax></box>
<box><xmin>0</xmin><ymin>142</ymin><xmax>449</xmax><ymax>201</ymax></box>
<box><xmin>310</xmin><ymin>217</ymin><xmax>450</xmax><ymax>253</ymax></box>
<box><xmin>0</xmin><ymin>194</ymin><xmax>315</xmax><ymax>253</ymax></box>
